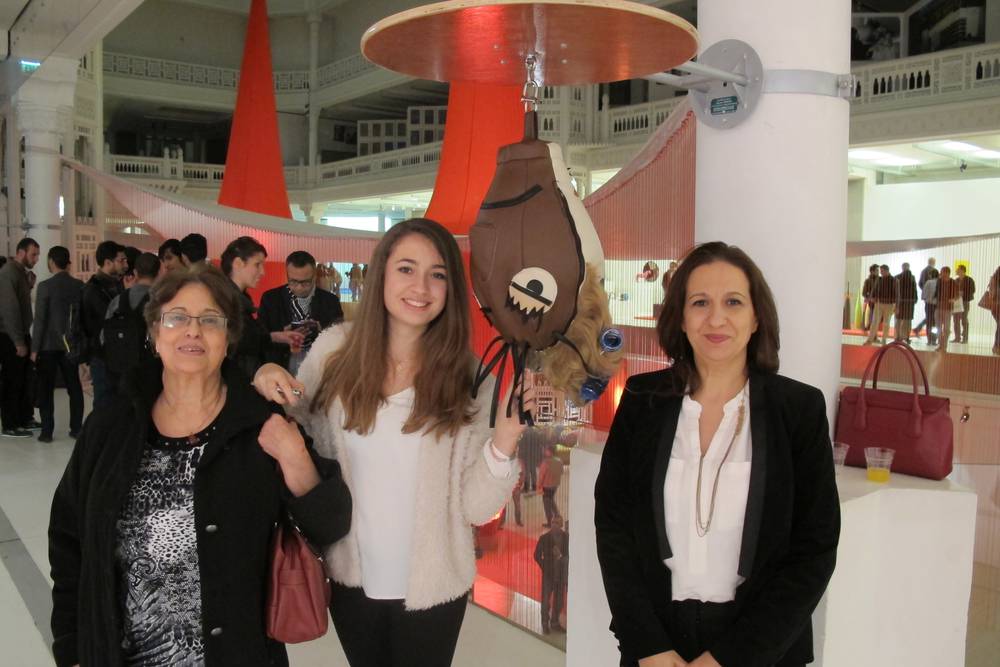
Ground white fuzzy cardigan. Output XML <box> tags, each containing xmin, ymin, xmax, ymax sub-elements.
<box><xmin>290</xmin><ymin>324</ymin><xmax>518</xmax><ymax>610</ymax></box>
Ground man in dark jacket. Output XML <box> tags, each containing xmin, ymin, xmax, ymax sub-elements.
<box><xmin>257</xmin><ymin>251</ymin><xmax>343</xmax><ymax>375</ymax></box>
<box><xmin>0</xmin><ymin>237</ymin><xmax>40</xmax><ymax>437</ymax></box>
<box><xmin>534</xmin><ymin>515</ymin><xmax>569</xmax><ymax>634</ymax></box>
<box><xmin>31</xmin><ymin>246</ymin><xmax>86</xmax><ymax>442</ymax></box>
<box><xmin>81</xmin><ymin>240</ymin><xmax>126</xmax><ymax>409</ymax></box>
<box><xmin>894</xmin><ymin>263</ymin><xmax>918</xmax><ymax>344</ymax></box>
<box><xmin>861</xmin><ymin>264</ymin><xmax>878</xmax><ymax>331</ymax></box>
<box><xmin>952</xmin><ymin>265</ymin><xmax>976</xmax><ymax>344</ymax></box>
<box><xmin>865</xmin><ymin>265</ymin><xmax>897</xmax><ymax>345</ymax></box>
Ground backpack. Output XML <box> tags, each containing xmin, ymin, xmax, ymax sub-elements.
<box><xmin>101</xmin><ymin>289</ymin><xmax>151</xmax><ymax>376</ymax></box>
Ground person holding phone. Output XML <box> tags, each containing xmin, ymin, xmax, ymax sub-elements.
<box><xmin>258</xmin><ymin>251</ymin><xmax>344</xmax><ymax>375</ymax></box>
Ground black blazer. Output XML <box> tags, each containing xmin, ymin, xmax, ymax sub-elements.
<box><xmin>32</xmin><ymin>271</ymin><xmax>85</xmax><ymax>354</ymax></box>
<box><xmin>257</xmin><ymin>285</ymin><xmax>344</xmax><ymax>368</ymax></box>
<box><xmin>48</xmin><ymin>360</ymin><xmax>352</xmax><ymax>667</ymax></box>
<box><xmin>257</xmin><ymin>285</ymin><xmax>344</xmax><ymax>334</ymax></box>
<box><xmin>594</xmin><ymin>370</ymin><xmax>840</xmax><ymax>667</ymax></box>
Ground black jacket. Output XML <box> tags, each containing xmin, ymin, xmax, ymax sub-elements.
<box><xmin>257</xmin><ymin>285</ymin><xmax>344</xmax><ymax>333</ymax></box>
<box><xmin>231</xmin><ymin>290</ymin><xmax>282</xmax><ymax>381</ymax></box>
<box><xmin>872</xmin><ymin>274</ymin><xmax>897</xmax><ymax>304</ymax></box>
<box><xmin>48</xmin><ymin>360</ymin><xmax>352</xmax><ymax>667</ymax></box>
<box><xmin>256</xmin><ymin>285</ymin><xmax>344</xmax><ymax>366</ymax></box>
<box><xmin>594</xmin><ymin>371</ymin><xmax>840</xmax><ymax>667</ymax></box>
<box><xmin>81</xmin><ymin>272</ymin><xmax>121</xmax><ymax>361</ymax></box>
<box><xmin>33</xmin><ymin>272</ymin><xmax>86</xmax><ymax>354</ymax></box>
<box><xmin>895</xmin><ymin>270</ymin><xmax>918</xmax><ymax>320</ymax></box>
<box><xmin>534</xmin><ymin>528</ymin><xmax>569</xmax><ymax>578</ymax></box>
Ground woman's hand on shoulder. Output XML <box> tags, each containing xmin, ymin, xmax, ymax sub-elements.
<box><xmin>639</xmin><ymin>651</ymin><xmax>688</xmax><ymax>667</ymax></box>
<box><xmin>492</xmin><ymin>383</ymin><xmax>536</xmax><ymax>457</ymax></box>
<box><xmin>253</xmin><ymin>363</ymin><xmax>305</xmax><ymax>406</ymax></box>
<box><xmin>258</xmin><ymin>413</ymin><xmax>308</xmax><ymax>466</ymax></box>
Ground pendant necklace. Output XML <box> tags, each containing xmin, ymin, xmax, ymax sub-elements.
<box><xmin>695</xmin><ymin>387</ymin><xmax>747</xmax><ymax>537</ymax></box>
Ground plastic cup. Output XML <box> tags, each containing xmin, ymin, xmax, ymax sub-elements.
<box><xmin>864</xmin><ymin>447</ymin><xmax>895</xmax><ymax>483</ymax></box>
<box><xmin>832</xmin><ymin>442</ymin><xmax>850</xmax><ymax>470</ymax></box>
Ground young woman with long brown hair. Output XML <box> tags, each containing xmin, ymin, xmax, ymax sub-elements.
<box><xmin>252</xmin><ymin>218</ymin><xmax>532</xmax><ymax>666</ymax></box>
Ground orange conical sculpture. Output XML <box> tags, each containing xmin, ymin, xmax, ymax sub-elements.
<box><xmin>219</xmin><ymin>0</ymin><xmax>291</xmax><ymax>218</ymax></box>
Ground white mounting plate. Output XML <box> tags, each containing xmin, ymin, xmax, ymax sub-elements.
<box><xmin>689</xmin><ymin>39</ymin><xmax>763</xmax><ymax>130</ymax></box>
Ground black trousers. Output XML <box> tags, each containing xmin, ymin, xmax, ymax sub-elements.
<box><xmin>0</xmin><ymin>333</ymin><xmax>32</xmax><ymax>430</ymax></box>
<box><xmin>540</xmin><ymin>571</ymin><xmax>566</xmax><ymax>630</ymax></box>
<box><xmin>542</xmin><ymin>487</ymin><xmax>561</xmax><ymax>524</ymax></box>
<box><xmin>622</xmin><ymin>600</ymin><xmax>806</xmax><ymax>666</ymax></box>
<box><xmin>36</xmin><ymin>351</ymin><xmax>84</xmax><ymax>437</ymax></box>
<box><xmin>329</xmin><ymin>582</ymin><xmax>468</xmax><ymax>667</ymax></box>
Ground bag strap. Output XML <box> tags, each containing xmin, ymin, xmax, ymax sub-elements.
<box><xmin>871</xmin><ymin>341</ymin><xmax>929</xmax><ymax>395</ymax></box>
<box><xmin>856</xmin><ymin>343</ymin><xmax>924</xmax><ymax>437</ymax></box>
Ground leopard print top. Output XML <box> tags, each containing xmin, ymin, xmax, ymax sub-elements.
<box><xmin>114</xmin><ymin>418</ymin><xmax>218</xmax><ymax>666</ymax></box>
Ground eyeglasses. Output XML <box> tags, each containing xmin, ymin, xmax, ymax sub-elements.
<box><xmin>288</xmin><ymin>278</ymin><xmax>315</xmax><ymax>287</ymax></box>
<box><xmin>160</xmin><ymin>311</ymin><xmax>228</xmax><ymax>331</ymax></box>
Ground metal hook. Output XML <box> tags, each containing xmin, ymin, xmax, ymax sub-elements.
<box><xmin>521</xmin><ymin>53</ymin><xmax>539</xmax><ymax>112</ymax></box>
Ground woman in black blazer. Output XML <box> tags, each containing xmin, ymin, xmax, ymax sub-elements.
<box><xmin>595</xmin><ymin>242</ymin><xmax>840</xmax><ymax>667</ymax></box>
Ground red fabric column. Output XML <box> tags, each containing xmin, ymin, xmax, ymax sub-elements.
<box><xmin>218</xmin><ymin>0</ymin><xmax>291</xmax><ymax>220</ymax></box>
<box><xmin>425</xmin><ymin>82</ymin><xmax>523</xmax><ymax>235</ymax></box>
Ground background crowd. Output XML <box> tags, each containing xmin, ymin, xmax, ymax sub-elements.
<box><xmin>860</xmin><ymin>256</ymin><xmax>1000</xmax><ymax>355</ymax></box>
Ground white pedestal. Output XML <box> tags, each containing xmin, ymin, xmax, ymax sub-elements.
<box><xmin>815</xmin><ymin>466</ymin><xmax>977</xmax><ymax>666</ymax></box>
<box><xmin>568</xmin><ymin>437</ymin><xmax>977</xmax><ymax>667</ymax></box>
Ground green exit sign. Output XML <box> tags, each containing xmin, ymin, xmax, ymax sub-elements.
<box><xmin>19</xmin><ymin>60</ymin><xmax>41</xmax><ymax>73</ymax></box>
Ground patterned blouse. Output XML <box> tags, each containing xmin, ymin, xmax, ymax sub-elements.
<box><xmin>115</xmin><ymin>418</ymin><xmax>218</xmax><ymax>666</ymax></box>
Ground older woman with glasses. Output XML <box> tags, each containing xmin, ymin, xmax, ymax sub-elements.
<box><xmin>48</xmin><ymin>264</ymin><xmax>351</xmax><ymax>667</ymax></box>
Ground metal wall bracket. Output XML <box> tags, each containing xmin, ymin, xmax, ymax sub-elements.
<box><xmin>645</xmin><ymin>40</ymin><xmax>853</xmax><ymax>130</ymax></box>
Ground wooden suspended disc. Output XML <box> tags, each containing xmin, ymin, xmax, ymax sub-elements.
<box><xmin>361</xmin><ymin>0</ymin><xmax>699</xmax><ymax>86</ymax></box>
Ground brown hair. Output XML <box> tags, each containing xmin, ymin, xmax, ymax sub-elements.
<box><xmin>309</xmin><ymin>218</ymin><xmax>475</xmax><ymax>438</ymax></box>
<box><xmin>145</xmin><ymin>263</ymin><xmax>244</xmax><ymax>347</ymax></box>
<box><xmin>657</xmin><ymin>241</ymin><xmax>780</xmax><ymax>396</ymax></box>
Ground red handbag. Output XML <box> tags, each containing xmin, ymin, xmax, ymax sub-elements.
<box><xmin>266</xmin><ymin>517</ymin><xmax>331</xmax><ymax>643</ymax></box>
<box><xmin>835</xmin><ymin>341</ymin><xmax>953</xmax><ymax>480</ymax></box>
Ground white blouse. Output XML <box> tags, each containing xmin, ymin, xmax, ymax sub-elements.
<box><xmin>663</xmin><ymin>384</ymin><xmax>752</xmax><ymax>603</ymax></box>
<box><xmin>343</xmin><ymin>387</ymin><xmax>513</xmax><ymax>600</ymax></box>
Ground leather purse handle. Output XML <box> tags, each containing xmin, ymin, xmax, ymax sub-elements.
<box><xmin>855</xmin><ymin>342</ymin><xmax>924</xmax><ymax>437</ymax></box>
<box><xmin>871</xmin><ymin>341</ymin><xmax>930</xmax><ymax>395</ymax></box>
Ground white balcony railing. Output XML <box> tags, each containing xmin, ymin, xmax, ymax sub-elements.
<box><xmin>107</xmin><ymin>154</ymin><xmax>183</xmax><ymax>179</ymax></box>
<box><xmin>316</xmin><ymin>141</ymin><xmax>442</xmax><ymax>185</ymax></box>
<box><xmin>317</xmin><ymin>53</ymin><xmax>377</xmax><ymax>88</ymax></box>
<box><xmin>103</xmin><ymin>51</ymin><xmax>375</xmax><ymax>94</ymax></box>
<box><xmin>850</xmin><ymin>42</ymin><xmax>1000</xmax><ymax>109</ymax></box>
<box><xmin>106</xmin><ymin>141</ymin><xmax>444</xmax><ymax>190</ymax></box>
<box><xmin>609</xmin><ymin>98</ymin><xmax>684</xmax><ymax>141</ymax></box>
<box><xmin>103</xmin><ymin>52</ymin><xmax>310</xmax><ymax>92</ymax></box>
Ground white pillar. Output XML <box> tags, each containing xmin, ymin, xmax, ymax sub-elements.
<box><xmin>3</xmin><ymin>105</ymin><xmax>22</xmax><ymax>256</ymax></box>
<box><xmin>694</xmin><ymin>0</ymin><xmax>850</xmax><ymax>424</ymax></box>
<box><xmin>92</xmin><ymin>44</ymin><xmax>107</xmax><ymax>244</ymax></box>
<box><xmin>14</xmin><ymin>56</ymin><xmax>78</xmax><ymax>282</ymax></box>
<box><xmin>307</xmin><ymin>11</ymin><xmax>322</xmax><ymax>182</ymax></box>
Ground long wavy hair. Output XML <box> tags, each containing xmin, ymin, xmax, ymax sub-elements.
<box><xmin>309</xmin><ymin>219</ymin><xmax>475</xmax><ymax>438</ymax></box>
<box><xmin>657</xmin><ymin>242</ymin><xmax>780</xmax><ymax>396</ymax></box>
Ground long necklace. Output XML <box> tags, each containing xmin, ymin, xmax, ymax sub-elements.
<box><xmin>694</xmin><ymin>387</ymin><xmax>747</xmax><ymax>537</ymax></box>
